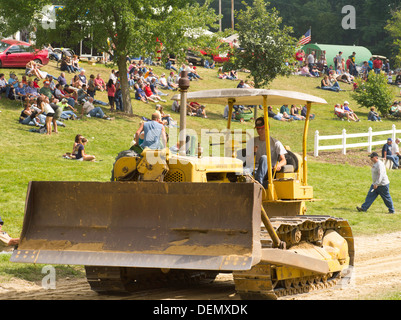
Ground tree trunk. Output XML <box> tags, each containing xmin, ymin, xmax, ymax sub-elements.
<box><xmin>117</xmin><ymin>54</ymin><xmax>132</xmax><ymax>114</ymax></box>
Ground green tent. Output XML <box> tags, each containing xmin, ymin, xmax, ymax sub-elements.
<box><xmin>301</xmin><ymin>43</ymin><xmax>372</xmax><ymax>67</ymax></box>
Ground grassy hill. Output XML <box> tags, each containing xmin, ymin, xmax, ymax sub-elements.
<box><xmin>1</xmin><ymin>59</ymin><xmax>401</xmax><ymax>242</ymax></box>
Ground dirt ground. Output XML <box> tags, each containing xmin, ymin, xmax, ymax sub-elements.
<box><xmin>1</xmin><ymin>231</ymin><xmax>401</xmax><ymax>300</ymax></box>
<box><xmin>310</xmin><ymin>149</ymin><xmax>372</xmax><ymax>167</ymax></box>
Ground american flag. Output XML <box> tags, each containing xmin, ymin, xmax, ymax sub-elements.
<box><xmin>298</xmin><ymin>29</ymin><xmax>311</xmax><ymax>45</ymax></box>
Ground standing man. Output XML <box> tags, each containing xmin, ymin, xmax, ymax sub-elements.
<box><xmin>382</xmin><ymin>138</ymin><xmax>399</xmax><ymax>169</ymax></box>
<box><xmin>348</xmin><ymin>52</ymin><xmax>357</xmax><ymax>76</ymax></box>
<box><xmin>357</xmin><ymin>152</ymin><xmax>395</xmax><ymax>214</ymax></box>
<box><xmin>246</xmin><ymin>117</ymin><xmax>287</xmax><ymax>187</ymax></box>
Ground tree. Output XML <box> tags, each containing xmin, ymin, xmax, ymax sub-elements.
<box><xmin>1</xmin><ymin>0</ymin><xmax>218</xmax><ymax>114</ymax></box>
<box><xmin>352</xmin><ymin>70</ymin><xmax>394</xmax><ymax>116</ymax></box>
<box><xmin>228</xmin><ymin>0</ymin><xmax>297</xmax><ymax>88</ymax></box>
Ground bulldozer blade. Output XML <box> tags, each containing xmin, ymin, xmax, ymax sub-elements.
<box><xmin>11</xmin><ymin>181</ymin><xmax>263</xmax><ymax>271</ymax></box>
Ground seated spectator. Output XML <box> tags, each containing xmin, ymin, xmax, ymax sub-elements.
<box><xmin>290</xmin><ymin>105</ymin><xmax>305</xmax><ymax>120</ymax></box>
<box><xmin>6</xmin><ymin>73</ymin><xmax>19</xmax><ymax>98</ymax></box>
<box><xmin>0</xmin><ymin>216</ymin><xmax>19</xmax><ymax>252</ymax></box>
<box><xmin>382</xmin><ymin>138</ymin><xmax>399</xmax><ymax>169</ymax></box>
<box><xmin>185</xmin><ymin>63</ymin><xmax>203</xmax><ymax>80</ymax></box>
<box><xmin>39</xmin><ymin>80</ymin><xmax>55</xmax><ymax>101</ymax></box>
<box><xmin>19</xmin><ymin>103</ymin><xmax>40</xmax><ymax>126</ymax></box>
<box><xmin>58</xmin><ymin>98</ymin><xmax>78</xmax><ymax>120</ymax></box>
<box><xmin>15</xmin><ymin>82</ymin><xmax>28</xmax><ymax>101</ymax></box>
<box><xmin>172</xmin><ymin>99</ymin><xmax>180</xmax><ymax>113</ymax></box>
<box><xmin>300</xmin><ymin>64</ymin><xmax>313</xmax><ymax>77</ymax></box>
<box><xmin>78</xmin><ymin>70</ymin><xmax>87</xmax><ymax>86</ymax></box>
<box><xmin>368</xmin><ymin>106</ymin><xmax>381</xmax><ymax>121</ymax></box>
<box><xmin>81</xmin><ymin>97</ymin><xmax>113</xmax><ymax>120</ymax></box>
<box><xmin>87</xmin><ymin>74</ymin><xmax>96</xmax><ymax>98</ymax></box>
<box><xmin>63</xmin><ymin>134</ymin><xmax>83</xmax><ymax>159</ymax></box>
<box><xmin>76</xmin><ymin>137</ymin><xmax>96</xmax><ymax>161</ymax></box>
<box><xmin>301</xmin><ymin>105</ymin><xmax>315</xmax><ymax>120</ymax></box>
<box><xmin>0</xmin><ymin>73</ymin><xmax>7</xmax><ymax>98</ymax></box>
<box><xmin>389</xmin><ymin>101</ymin><xmax>401</xmax><ymax>117</ymax></box>
<box><xmin>196</xmin><ymin>104</ymin><xmax>207</xmax><ymax>118</ymax></box>
<box><xmin>310</xmin><ymin>65</ymin><xmax>320</xmax><ymax>77</ymax></box>
<box><xmin>94</xmin><ymin>74</ymin><xmax>106</xmax><ymax>91</ymax></box>
<box><xmin>33</xmin><ymin>78</ymin><xmax>41</xmax><ymax>89</ymax></box>
<box><xmin>54</xmin><ymin>83</ymin><xmax>75</xmax><ymax>106</ymax></box>
<box><xmin>72</xmin><ymin>55</ymin><xmax>81</xmax><ymax>72</ymax></box>
<box><xmin>134</xmin><ymin>83</ymin><xmax>151</xmax><ymax>103</ymax></box>
<box><xmin>150</xmin><ymin>78</ymin><xmax>168</xmax><ymax>96</ymax></box>
<box><xmin>168</xmin><ymin>72</ymin><xmax>179</xmax><ymax>87</ymax></box>
<box><xmin>71</xmin><ymin>74</ymin><xmax>83</xmax><ymax>89</ymax></box>
<box><xmin>159</xmin><ymin>73</ymin><xmax>174</xmax><ymax>90</ymax></box>
<box><xmin>26</xmin><ymin>60</ymin><xmax>45</xmax><ymax>79</ymax></box>
<box><xmin>143</xmin><ymin>83</ymin><xmax>166</xmax><ymax>102</ymax></box>
<box><xmin>57</xmin><ymin>72</ymin><xmax>68</xmax><ymax>86</ymax></box>
<box><xmin>267</xmin><ymin>106</ymin><xmax>291</xmax><ymax>122</ymax></box>
<box><xmin>343</xmin><ymin>101</ymin><xmax>360</xmax><ymax>122</ymax></box>
<box><xmin>320</xmin><ymin>75</ymin><xmax>340</xmax><ymax>92</ymax></box>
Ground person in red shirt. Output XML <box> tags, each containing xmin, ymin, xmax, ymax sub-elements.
<box><xmin>143</xmin><ymin>83</ymin><xmax>166</xmax><ymax>102</ymax></box>
<box><xmin>373</xmin><ymin>58</ymin><xmax>383</xmax><ymax>74</ymax></box>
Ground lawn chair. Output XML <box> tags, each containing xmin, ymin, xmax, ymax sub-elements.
<box><xmin>334</xmin><ymin>105</ymin><xmax>347</xmax><ymax>121</ymax></box>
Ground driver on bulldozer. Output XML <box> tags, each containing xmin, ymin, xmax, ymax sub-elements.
<box><xmin>246</xmin><ymin>117</ymin><xmax>287</xmax><ymax>187</ymax></box>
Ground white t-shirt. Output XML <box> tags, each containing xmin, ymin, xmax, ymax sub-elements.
<box><xmin>246</xmin><ymin>136</ymin><xmax>287</xmax><ymax>170</ymax></box>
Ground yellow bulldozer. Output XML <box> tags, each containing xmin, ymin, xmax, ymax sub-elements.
<box><xmin>11</xmin><ymin>83</ymin><xmax>354</xmax><ymax>299</ymax></box>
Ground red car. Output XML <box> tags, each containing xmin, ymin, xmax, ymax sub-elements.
<box><xmin>0</xmin><ymin>39</ymin><xmax>49</xmax><ymax>68</ymax></box>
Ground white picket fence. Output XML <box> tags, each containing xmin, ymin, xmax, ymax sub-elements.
<box><xmin>314</xmin><ymin>124</ymin><xmax>401</xmax><ymax>157</ymax></box>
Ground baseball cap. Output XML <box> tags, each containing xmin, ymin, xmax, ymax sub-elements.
<box><xmin>43</xmin><ymin>80</ymin><xmax>50</xmax><ymax>85</ymax></box>
<box><xmin>388</xmin><ymin>138</ymin><xmax>393</xmax><ymax>142</ymax></box>
<box><xmin>0</xmin><ymin>216</ymin><xmax>3</xmax><ymax>225</ymax></box>
<box><xmin>369</xmin><ymin>152</ymin><xmax>379</xmax><ymax>158</ymax></box>
<box><xmin>255</xmin><ymin>117</ymin><xmax>264</xmax><ymax>128</ymax></box>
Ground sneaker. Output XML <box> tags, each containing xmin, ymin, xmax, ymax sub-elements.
<box><xmin>356</xmin><ymin>206</ymin><xmax>366</xmax><ymax>212</ymax></box>
<box><xmin>387</xmin><ymin>211</ymin><xmax>395</xmax><ymax>214</ymax></box>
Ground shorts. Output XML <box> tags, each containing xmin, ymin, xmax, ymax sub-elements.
<box><xmin>46</xmin><ymin>113</ymin><xmax>55</xmax><ymax>117</ymax></box>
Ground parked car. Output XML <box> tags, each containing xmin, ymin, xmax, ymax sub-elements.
<box><xmin>0</xmin><ymin>39</ymin><xmax>49</xmax><ymax>68</ymax></box>
<box><xmin>186</xmin><ymin>49</ymin><xmax>205</xmax><ymax>66</ymax></box>
<box><xmin>186</xmin><ymin>41</ymin><xmax>234</xmax><ymax>66</ymax></box>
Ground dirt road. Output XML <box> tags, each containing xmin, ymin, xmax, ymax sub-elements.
<box><xmin>2</xmin><ymin>231</ymin><xmax>401</xmax><ymax>300</ymax></box>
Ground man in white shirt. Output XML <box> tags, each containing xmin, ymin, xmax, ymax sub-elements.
<box><xmin>357</xmin><ymin>152</ymin><xmax>395</xmax><ymax>214</ymax></box>
<box><xmin>246</xmin><ymin>117</ymin><xmax>287</xmax><ymax>186</ymax></box>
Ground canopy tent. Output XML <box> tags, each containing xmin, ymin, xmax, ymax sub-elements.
<box><xmin>301</xmin><ymin>43</ymin><xmax>373</xmax><ymax>67</ymax></box>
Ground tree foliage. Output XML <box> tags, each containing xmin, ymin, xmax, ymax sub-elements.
<box><xmin>352</xmin><ymin>71</ymin><xmax>395</xmax><ymax>116</ymax></box>
<box><xmin>228</xmin><ymin>0</ymin><xmax>297</xmax><ymax>88</ymax></box>
<box><xmin>0</xmin><ymin>0</ymin><xmax>219</xmax><ymax>114</ymax></box>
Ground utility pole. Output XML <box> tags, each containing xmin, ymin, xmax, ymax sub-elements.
<box><xmin>231</xmin><ymin>0</ymin><xmax>234</xmax><ymax>30</ymax></box>
<box><xmin>219</xmin><ymin>0</ymin><xmax>222</xmax><ymax>32</ymax></box>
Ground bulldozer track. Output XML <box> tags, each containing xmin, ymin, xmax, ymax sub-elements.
<box><xmin>234</xmin><ymin>215</ymin><xmax>354</xmax><ymax>300</ymax></box>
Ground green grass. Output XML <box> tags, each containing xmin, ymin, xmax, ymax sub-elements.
<box><xmin>2</xmin><ymin>60</ymin><xmax>401</xmax><ymax>288</ymax></box>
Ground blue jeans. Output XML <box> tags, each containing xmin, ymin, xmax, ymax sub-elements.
<box><xmin>255</xmin><ymin>155</ymin><xmax>269</xmax><ymax>187</ymax></box>
<box><xmin>361</xmin><ymin>184</ymin><xmax>394</xmax><ymax>213</ymax></box>
<box><xmin>88</xmin><ymin>107</ymin><xmax>105</xmax><ymax>118</ymax></box>
<box><xmin>386</xmin><ymin>155</ymin><xmax>399</xmax><ymax>169</ymax></box>
<box><xmin>61</xmin><ymin>110</ymin><xmax>77</xmax><ymax>119</ymax></box>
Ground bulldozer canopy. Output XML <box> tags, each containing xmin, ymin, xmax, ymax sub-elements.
<box><xmin>171</xmin><ymin>88</ymin><xmax>327</xmax><ymax>106</ymax></box>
